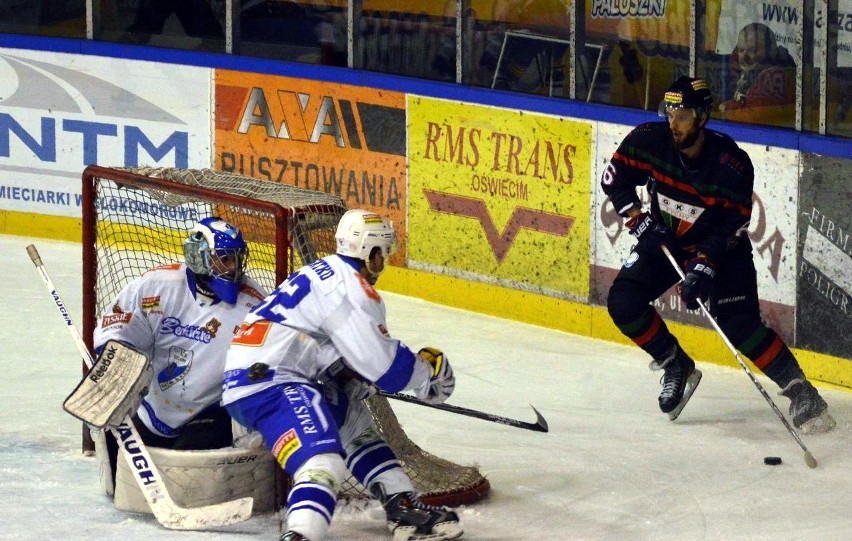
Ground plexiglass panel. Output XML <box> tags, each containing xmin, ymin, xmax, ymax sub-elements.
<box><xmin>0</xmin><ymin>0</ymin><xmax>86</xmax><ymax>38</ymax></box>
<box><xmin>94</xmin><ymin>0</ymin><xmax>226</xmax><ymax>53</ymax></box>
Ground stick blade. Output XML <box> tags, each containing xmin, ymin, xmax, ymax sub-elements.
<box><xmin>530</xmin><ymin>405</ymin><xmax>549</xmax><ymax>433</ymax></box>
<box><xmin>154</xmin><ymin>496</ymin><xmax>254</xmax><ymax>530</ymax></box>
<box><xmin>804</xmin><ymin>452</ymin><xmax>818</xmax><ymax>469</ymax></box>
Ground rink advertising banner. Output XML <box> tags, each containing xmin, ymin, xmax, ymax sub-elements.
<box><xmin>0</xmin><ymin>49</ymin><xmax>212</xmax><ymax>218</ymax></box>
<box><xmin>796</xmin><ymin>154</ymin><xmax>852</xmax><ymax>359</ymax></box>
<box><xmin>214</xmin><ymin>70</ymin><xmax>407</xmax><ymax>263</ymax></box>
<box><xmin>407</xmin><ymin>96</ymin><xmax>592</xmax><ymax>300</ymax></box>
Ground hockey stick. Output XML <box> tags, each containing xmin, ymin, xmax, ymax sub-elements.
<box><xmin>26</xmin><ymin>244</ymin><xmax>254</xmax><ymax>529</ymax></box>
<box><xmin>378</xmin><ymin>391</ymin><xmax>549</xmax><ymax>433</ymax></box>
<box><xmin>661</xmin><ymin>245</ymin><xmax>817</xmax><ymax>468</ymax></box>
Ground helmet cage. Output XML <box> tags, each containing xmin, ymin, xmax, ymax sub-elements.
<box><xmin>183</xmin><ymin>218</ymin><xmax>249</xmax><ymax>303</ymax></box>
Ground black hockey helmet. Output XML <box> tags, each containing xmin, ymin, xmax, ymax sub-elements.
<box><xmin>659</xmin><ymin>76</ymin><xmax>713</xmax><ymax>117</ymax></box>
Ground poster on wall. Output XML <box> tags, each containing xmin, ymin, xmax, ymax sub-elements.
<box><xmin>796</xmin><ymin>154</ymin><xmax>851</xmax><ymax>359</ymax></box>
<box><xmin>407</xmin><ymin>95</ymin><xmax>592</xmax><ymax>301</ymax></box>
<box><xmin>713</xmin><ymin>0</ymin><xmax>852</xmax><ymax>68</ymax></box>
<box><xmin>214</xmin><ymin>70</ymin><xmax>407</xmax><ymax>264</ymax></box>
<box><xmin>0</xmin><ymin>49</ymin><xmax>212</xmax><ymax>219</ymax></box>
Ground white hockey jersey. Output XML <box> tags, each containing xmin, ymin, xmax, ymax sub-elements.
<box><xmin>222</xmin><ymin>255</ymin><xmax>434</xmax><ymax>406</ymax></box>
<box><xmin>94</xmin><ymin>263</ymin><xmax>266</xmax><ymax>438</ymax></box>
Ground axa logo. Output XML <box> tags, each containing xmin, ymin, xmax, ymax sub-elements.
<box><xmin>424</xmin><ymin>189</ymin><xmax>575</xmax><ymax>263</ymax></box>
<box><xmin>0</xmin><ymin>53</ymin><xmax>189</xmax><ymax>168</ymax></box>
<box><xmin>216</xmin><ymin>85</ymin><xmax>404</xmax><ymax>156</ymax></box>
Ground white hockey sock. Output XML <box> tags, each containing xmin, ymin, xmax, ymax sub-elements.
<box><xmin>286</xmin><ymin>453</ymin><xmax>346</xmax><ymax>541</ymax></box>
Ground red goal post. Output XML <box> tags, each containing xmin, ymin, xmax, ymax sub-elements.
<box><xmin>80</xmin><ymin>165</ymin><xmax>490</xmax><ymax>507</ymax></box>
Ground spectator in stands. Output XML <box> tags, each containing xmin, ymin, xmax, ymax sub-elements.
<box><xmin>718</xmin><ymin>23</ymin><xmax>796</xmax><ymax>127</ymax></box>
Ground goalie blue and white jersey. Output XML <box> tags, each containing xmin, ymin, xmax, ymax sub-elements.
<box><xmin>93</xmin><ymin>263</ymin><xmax>266</xmax><ymax>438</ymax></box>
<box><xmin>222</xmin><ymin>254</ymin><xmax>433</xmax><ymax>406</ymax></box>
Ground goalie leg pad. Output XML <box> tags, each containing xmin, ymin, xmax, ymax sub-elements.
<box><xmin>114</xmin><ymin>445</ymin><xmax>278</xmax><ymax>514</ymax></box>
<box><xmin>63</xmin><ymin>340</ymin><xmax>152</xmax><ymax>429</ymax></box>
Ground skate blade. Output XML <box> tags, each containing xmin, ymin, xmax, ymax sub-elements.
<box><xmin>800</xmin><ymin>410</ymin><xmax>837</xmax><ymax>434</ymax></box>
<box><xmin>392</xmin><ymin>527</ymin><xmax>462</xmax><ymax>541</ymax></box>
<box><xmin>391</xmin><ymin>523</ymin><xmax>463</xmax><ymax>541</ymax></box>
<box><xmin>668</xmin><ymin>369</ymin><xmax>702</xmax><ymax>421</ymax></box>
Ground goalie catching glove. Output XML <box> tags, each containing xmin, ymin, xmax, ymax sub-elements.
<box><xmin>418</xmin><ymin>347</ymin><xmax>455</xmax><ymax>405</ymax></box>
<box><xmin>63</xmin><ymin>340</ymin><xmax>152</xmax><ymax>429</ymax></box>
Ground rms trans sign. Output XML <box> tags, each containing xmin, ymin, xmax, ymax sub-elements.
<box><xmin>0</xmin><ymin>49</ymin><xmax>212</xmax><ymax>218</ymax></box>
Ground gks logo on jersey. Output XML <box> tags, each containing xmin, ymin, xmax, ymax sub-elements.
<box><xmin>141</xmin><ymin>296</ymin><xmax>160</xmax><ymax>312</ymax></box>
<box><xmin>158</xmin><ymin>346</ymin><xmax>193</xmax><ymax>391</ymax></box>
<box><xmin>656</xmin><ymin>194</ymin><xmax>705</xmax><ymax>237</ymax></box>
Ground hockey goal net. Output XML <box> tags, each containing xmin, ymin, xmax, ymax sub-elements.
<box><xmin>80</xmin><ymin>165</ymin><xmax>489</xmax><ymax>507</ymax></box>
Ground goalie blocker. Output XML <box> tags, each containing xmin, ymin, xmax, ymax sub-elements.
<box><xmin>64</xmin><ymin>340</ymin><xmax>152</xmax><ymax>429</ymax></box>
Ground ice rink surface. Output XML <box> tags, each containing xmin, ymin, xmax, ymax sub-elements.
<box><xmin>2</xmin><ymin>234</ymin><xmax>850</xmax><ymax>541</ymax></box>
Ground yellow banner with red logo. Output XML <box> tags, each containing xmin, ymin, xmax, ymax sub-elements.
<box><xmin>214</xmin><ymin>70</ymin><xmax>407</xmax><ymax>263</ymax></box>
<box><xmin>407</xmin><ymin>96</ymin><xmax>591</xmax><ymax>299</ymax></box>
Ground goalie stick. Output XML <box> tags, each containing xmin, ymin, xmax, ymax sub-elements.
<box><xmin>661</xmin><ymin>245</ymin><xmax>817</xmax><ymax>468</ymax></box>
<box><xmin>26</xmin><ymin>244</ymin><xmax>255</xmax><ymax>529</ymax></box>
<box><xmin>378</xmin><ymin>391</ymin><xmax>549</xmax><ymax>433</ymax></box>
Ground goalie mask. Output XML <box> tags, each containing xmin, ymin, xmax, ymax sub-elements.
<box><xmin>335</xmin><ymin>209</ymin><xmax>399</xmax><ymax>280</ymax></box>
<box><xmin>183</xmin><ymin>217</ymin><xmax>248</xmax><ymax>304</ymax></box>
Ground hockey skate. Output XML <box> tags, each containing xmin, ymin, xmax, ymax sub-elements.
<box><xmin>280</xmin><ymin>532</ymin><xmax>308</xmax><ymax>541</ymax></box>
<box><xmin>652</xmin><ymin>346</ymin><xmax>702</xmax><ymax>421</ymax></box>
<box><xmin>374</xmin><ymin>486</ymin><xmax>463</xmax><ymax>541</ymax></box>
<box><xmin>779</xmin><ymin>379</ymin><xmax>836</xmax><ymax>434</ymax></box>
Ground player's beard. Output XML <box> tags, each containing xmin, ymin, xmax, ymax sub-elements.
<box><xmin>671</xmin><ymin>121</ymin><xmax>702</xmax><ymax>151</ymax></box>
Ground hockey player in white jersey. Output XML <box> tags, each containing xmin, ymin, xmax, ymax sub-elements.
<box><xmin>91</xmin><ymin>217</ymin><xmax>267</xmax><ymax>490</ymax></box>
<box><xmin>223</xmin><ymin>209</ymin><xmax>462</xmax><ymax>541</ymax></box>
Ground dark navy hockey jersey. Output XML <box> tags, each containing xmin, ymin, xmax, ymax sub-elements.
<box><xmin>601</xmin><ymin>122</ymin><xmax>754</xmax><ymax>262</ymax></box>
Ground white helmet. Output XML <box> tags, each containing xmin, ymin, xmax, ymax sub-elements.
<box><xmin>335</xmin><ymin>209</ymin><xmax>399</xmax><ymax>260</ymax></box>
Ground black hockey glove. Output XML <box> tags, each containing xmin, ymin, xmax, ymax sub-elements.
<box><xmin>680</xmin><ymin>256</ymin><xmax>716</xmax><ymax>310</ymax></box>
<box><xmin>625</xmin><ymin>212</ymin><xmax>673</xmax><ymax>252</ymax></box>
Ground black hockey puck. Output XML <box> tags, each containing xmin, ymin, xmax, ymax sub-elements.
<box><xmin>764</xmin><ymin>456</ymin><xmax>782</xmax><ymax>465</ymax></box>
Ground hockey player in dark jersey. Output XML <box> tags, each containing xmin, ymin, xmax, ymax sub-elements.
<box><xmin>601</xmin><ymin>76</ymin><xmax>836</xmax><ymax>433</ymax></box>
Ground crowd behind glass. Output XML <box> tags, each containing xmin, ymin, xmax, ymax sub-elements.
<box><xmin>2</xmin><ymin>0</ymin><xmax>849</xmax><ymax>139</ymax></box>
